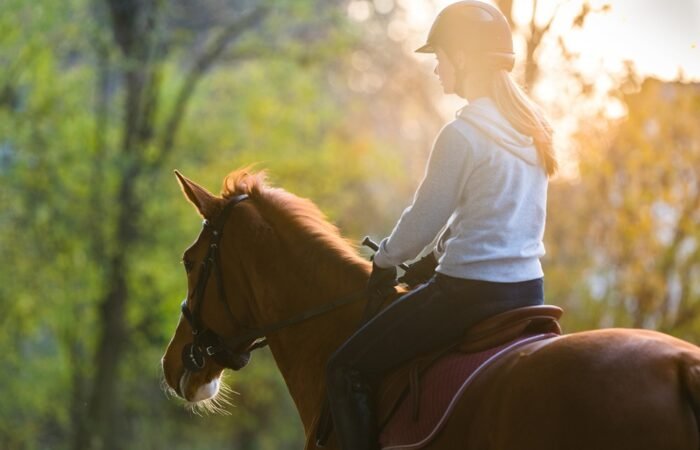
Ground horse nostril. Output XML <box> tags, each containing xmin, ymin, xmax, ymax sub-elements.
<box><xmin>173</xmin><ymin>373</ymin><xmax>184</xmax><ymax>398</ymax></box>
<box><xmin>179</xmin><ymin>370</ymin><xmax>191</xmax><ymax>400</ymax></box>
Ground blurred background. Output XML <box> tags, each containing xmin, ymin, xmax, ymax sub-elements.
<box><xmin>1</xmin><ymin>0</ymin><xmax>699</xmax><ymax>448</ymax></box>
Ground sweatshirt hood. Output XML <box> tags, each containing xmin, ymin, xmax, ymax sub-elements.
<box><xmin>456</xmin><ymin>97</ymin><xmax>539</xmax><ymax>165</ymax></box>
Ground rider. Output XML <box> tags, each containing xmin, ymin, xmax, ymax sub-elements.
<box><xmin>325</xmin><ymin>1</ymin><xmax>558</xmax><ymax>449</ymax></box>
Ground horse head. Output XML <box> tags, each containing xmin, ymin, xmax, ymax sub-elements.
<box><xmin>161</xmin><ymin>168</ymin><xmax>371</xmax><ymax>415</ymax></box>
<box><xmin>161</xmin><ymin>169</ymin><xmax>272</xmax><ymax>404</ymax></box>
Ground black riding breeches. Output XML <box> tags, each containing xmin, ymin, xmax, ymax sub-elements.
<box><xmin>326</xmin><ymin>273</ymin><xmax>545</xmax><ymax>389</ymax></box>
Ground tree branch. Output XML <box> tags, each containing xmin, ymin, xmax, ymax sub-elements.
<box><xmin>496</xmin><ymin>0</ymin><xmax>513</xmax><ymax>26</ymax></box>
<box><xmin>150</xmin><ymin>5</ymin><xmax>269</xmax><ymax>170</ymax></box>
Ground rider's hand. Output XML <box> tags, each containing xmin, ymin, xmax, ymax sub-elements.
<box><xmin>367</xmin><ymin>262</ymin><xmax>397</xmax><ymax>298</ymax></box>
<box><xmin>398</xmin><ymin>252</ymin><xmax>437</xmax><ymax>288</ymax></box>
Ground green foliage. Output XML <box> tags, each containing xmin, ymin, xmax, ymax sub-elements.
<box><xmin>0</xmin><ymin>0</ymin><xmax>409</xmax><ymax>448</ymax></box>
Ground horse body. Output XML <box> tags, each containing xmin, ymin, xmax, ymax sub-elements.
<box><xmin>434</xmin><ymin>329</ymin><xmax>700</xmax><ymax>450</ymax></box>
<box><xmin>161</xmin><ymin>169</ymin><xmax>700</xmax><ymax>449</ymax></box>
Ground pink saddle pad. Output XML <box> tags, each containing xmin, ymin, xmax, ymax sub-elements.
<box><xmin>379</xmin><ymin>333</ymin><xmax>554</xmax><ymax>450</ymax></box>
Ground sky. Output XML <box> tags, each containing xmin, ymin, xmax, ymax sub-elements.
<box><xmin>399</xmin><ymin>0</ymin><xmax>700</xmax><ymax>82</ymax></box>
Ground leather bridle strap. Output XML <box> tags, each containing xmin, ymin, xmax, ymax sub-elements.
<box><xmin>182</xmin><ymin>194</ymin><xmax>252</xmax><ymax>371</ymax></box>
<box><xmin>215</xmin><ymin>287</ymin><xmax>368</xmax><ymax>351</ymax></box>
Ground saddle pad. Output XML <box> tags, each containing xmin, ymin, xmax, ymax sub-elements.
<box><xmin>378</xmin><ymin>333</ymin><xmax>553</xmax><ymax>450</ymax></box>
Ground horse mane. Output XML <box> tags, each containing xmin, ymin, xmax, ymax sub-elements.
<box><xmin>220</xmin><ymin>167</ymin><xmax>366</xmax><ymax>268</ymax></box>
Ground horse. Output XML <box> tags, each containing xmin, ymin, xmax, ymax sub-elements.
<box><xmin>161</xmin><ymin>168</ymin><xmax>700</xmax><ymax>450</ymax></box>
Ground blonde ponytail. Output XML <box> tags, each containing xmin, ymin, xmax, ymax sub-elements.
<box><xmin>490</xmin><ymin>71</ymin><xmax>558</xmax><ymax>176</ymax></box>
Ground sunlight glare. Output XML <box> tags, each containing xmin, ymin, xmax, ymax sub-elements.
<box><xmin>348</xmin><ymin>0</ymin><xmax>373</xmax><ymax>21</ymax></box>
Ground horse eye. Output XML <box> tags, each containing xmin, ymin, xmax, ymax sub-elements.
<box><xmin>183</xmin><ymin>259</ymin><xmax>194</xmax><ymax>273</ymax></box>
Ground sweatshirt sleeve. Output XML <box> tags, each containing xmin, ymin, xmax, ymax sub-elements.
<box><xmin>373</xmin><ymin>123</ymin><xmax>473</xmax><ymax>268</ymax></box>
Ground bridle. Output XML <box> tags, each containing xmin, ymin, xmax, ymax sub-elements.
<box><xmin>180</xmin><ymin>194</ymin><xmax>257</xmax><ymax>372</ymax></box>
<box><xmin>180</xmin><ymin>194</ymin><xmax>368</xmax><ymax>373</ymax></box>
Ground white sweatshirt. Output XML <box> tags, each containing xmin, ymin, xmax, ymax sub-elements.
<box><xmin>373</xmin><ymin>96</ymin><xmax>547</xmax><ymax>282</ymax></box>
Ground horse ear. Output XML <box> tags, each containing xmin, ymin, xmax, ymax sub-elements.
<box><xmin>174</xmin><ymin>170</ymin><xmax>219</xmax><ymax>219</ymax></box>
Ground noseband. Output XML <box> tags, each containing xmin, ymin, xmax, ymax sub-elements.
<box><xmin>180</xmin><ymin>194</ymin><xmax>369</xmax><ymax>373</ymax></box>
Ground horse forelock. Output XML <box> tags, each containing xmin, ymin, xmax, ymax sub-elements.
<box><xmin>220</xmin><ymin>167</ymin><xmax>365</xmax><ymax>267</ymax></box>
<box><xmin>220</xmin><ymin>166</ymin><xmax>268</xmax><ymax>199</ymax></box>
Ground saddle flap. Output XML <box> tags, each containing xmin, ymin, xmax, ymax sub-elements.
<box><xmin>378</xmin><ymin>355</ymin><xmax>436</xmax><ymax>427</ymax></box>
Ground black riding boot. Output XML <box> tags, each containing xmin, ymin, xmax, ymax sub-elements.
<box><xmin>327</xmin><ymin>368</ymin><xmax>379</xmax><ymax>450</ymax></box>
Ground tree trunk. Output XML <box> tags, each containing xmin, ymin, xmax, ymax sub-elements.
<box><xmin>496</xmin><ymin>0</ymin><xmax>513</xmax><ymax>26</ymax></box>
<box><xmin>83</xmin><ymin>1</ymin><xmax>160</xmax><ymax>447</ymax></box>
<box><xmin>80</xmin><ymin>1</ymin><xmax>268</xmax><ymax>446</ymax></box>
<box><xmin>72</xmin><ymin>7</ymin><xmax>111</xmax><ymax>447</ymax></box>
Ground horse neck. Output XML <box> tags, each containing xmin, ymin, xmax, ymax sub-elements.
<box><xmin>252</xmin><ymin>234</ymin><xmax>370</xmax><ymax>433</ymax></box>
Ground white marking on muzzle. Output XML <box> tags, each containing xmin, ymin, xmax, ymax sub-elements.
<box><xmin>194</xmin><ymin>377</ymin><xmax>220</xmax><ymax>402</ymax></box>
<box><xmin>179</xmin><ymin>371</ymin><xmax>220</xmax><ymax>402</ymax></box>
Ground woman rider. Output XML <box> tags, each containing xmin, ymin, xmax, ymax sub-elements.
<box><xmin>325</xmin><ymin>1</ymin><xmax>558</xmax><ymax>449</ymax></box>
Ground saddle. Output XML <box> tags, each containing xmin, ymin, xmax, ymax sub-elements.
<box><xmin>314</xmin><ymin>304</ymin><xmax>563</xmax><ymax>448</ymax></box>
<box><xmin>376</xmin><ymin>305</ymin><xmax>562</xmax><ymax>428</ymax></box>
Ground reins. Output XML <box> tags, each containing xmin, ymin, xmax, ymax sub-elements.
<box><xmin>217</xmin><ymin>288</ymin><xmax>369</xmax><ymax>350</ymax></box>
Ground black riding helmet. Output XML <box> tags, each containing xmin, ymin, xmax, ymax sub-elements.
<box><xmin>415</xmin><ymin>0</ymin><xmax>515</xmax><ymax>72</ymax></box>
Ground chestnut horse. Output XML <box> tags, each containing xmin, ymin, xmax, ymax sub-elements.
<box><xmin>162</xmin><ymin>168</ymin><xmax>700</xmax><ymax>450</ymax></box>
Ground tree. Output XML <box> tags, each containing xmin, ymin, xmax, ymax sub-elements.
<box><xmin>546</xmin><ymin>78</ymin><xmax>700</xmax><ymax>334</ymax></box>
<box><xmin>1</xmin><ymin>0</ymin><xmax>434</xmax><ymax>448</ymax></box>
<box><xmin>81</xmin><ymin>2</ymin><xmax>273</xmax><ymax>447</ymax></box>
<box><xmin>496</xmin><ymin>0</ymin><xmax>610</xmax><ymax>89</ymax></box>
